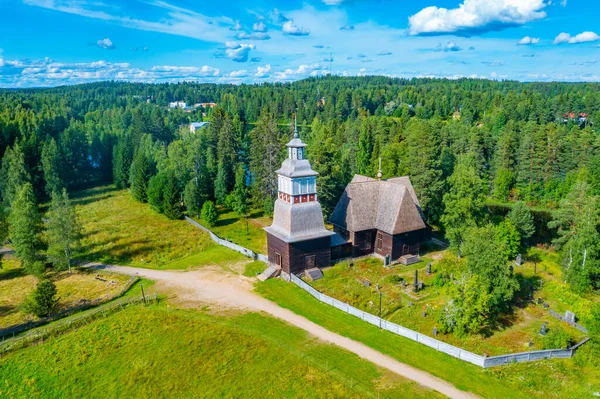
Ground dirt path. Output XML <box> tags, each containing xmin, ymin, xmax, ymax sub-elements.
<box><xmin>85</xmin><ymin>262</ymin><xmax>479</xmax><ymax>399</ymax></box>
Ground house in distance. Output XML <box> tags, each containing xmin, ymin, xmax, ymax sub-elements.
<box><xmin>265</xmin><ymin>120</ymin><xmax>430</xmax><ymax>276</ymax></box>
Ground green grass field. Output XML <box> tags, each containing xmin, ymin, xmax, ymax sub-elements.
<box><xmin>0</xmin><ymin>256</ymin><xmax>130</xmax><ymax>329</ymax></box>
<box><xmin>194</xmin><ymin>207</ymin><xmax>270</xmax><ymax>255</ymax></box>
<box><xmin>256</xmin><ymin>278</ymin><xmax>600</xmax><ymax>399</ymax></box>
<box><xmin>72</xmin><ymin>186</ymin><xmax>247</xmax><ymax>270</ymax></box>
<box><xmin>0</xmin><ymin>305</ymin><xmax>444</xmax><ymax>399</ymax></box>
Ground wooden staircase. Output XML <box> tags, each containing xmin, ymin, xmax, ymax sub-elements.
<box><xmin>257</xmin><ymin>265</ymin><xmax>281</xmax><ymax>281</ymax></box>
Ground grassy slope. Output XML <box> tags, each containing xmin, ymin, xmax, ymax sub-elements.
<box><xmin>72</xmin><ymin>186</ymin><xmax>247</xmax><ymax>270</ymax></box>
<box><xmin>256</xmin><ymin>278</ymin><xmax>600</xmax><ymax>399</ymax></box>
<box><xmin>0</xmin><ymin>257</ymin><xmax>130</xmax><ymax>329</ymax></box>
<box><xmin>0</xmin><ymin>305</ymin><xmax>444</xmax><ymax>399</ymax></box>
<box><xmin>194</xmin><ymin>207</ymin><xmax>270</xmax><ymax>255</ymax></box>
<box><xmin>310</xmin><ymin>255</ymin><xmax>586</xmax><ymax>355</ymax></box>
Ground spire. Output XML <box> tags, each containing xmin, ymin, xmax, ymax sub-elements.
<box><xmin>293</xmin><ymin>113</ymin><xmax>298</xmax><ymax>139</ymax></box>
<box><xmin>377</xmin><ymin>157</ymin><xmax>382</xmax><ymax>180</ymax></box>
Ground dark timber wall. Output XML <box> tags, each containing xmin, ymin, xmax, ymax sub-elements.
<box><xmin>267</xmin><ymin>233</ymin><xmax>331</xmax><ymax>275</ymax></box>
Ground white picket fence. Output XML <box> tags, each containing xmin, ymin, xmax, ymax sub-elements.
<box><xmin>185</xmin><ymin>217</ymin><xmax>267</xmax><ymax>262</ymax></box>
<box><xmin>284</xmin><ymin>272</ymin><xmax>589</xmax><ymax>368</ymax></box>
<box><xmin>184</xmin><ymin>217</ymin><xmax>589</xmax><ymax>368</ymax></box>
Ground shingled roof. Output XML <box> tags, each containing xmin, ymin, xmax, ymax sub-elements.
<box><xmin>328</xmin><ymin>175</ymin><xmax>426</xmax><ymax>235</ymax></box>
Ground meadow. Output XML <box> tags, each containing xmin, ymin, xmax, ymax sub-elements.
<box><xmin>256</xmin><ymin>278</ymin><xmax>600</xmax><ymax>399</ymax></box>
<box><xmin>72</xmin><ymin>186</ymin><xmax>247</xmax><ymax>270</ymax></box>
<box><xmin>0</xmin><ymin>304</ymin><xmax>444</xmax><ymax>399</ymax></box>
<box><xmin>308</xmin><ymin>248</ymin><xmax>587</xmax><ymax>355</ymax></box>
<box><xmin>0</xmin><ymin>256</ymin><xmax>130</xmax><ymax>329</ymax></box>
<box><xmin>193</xmin><ymin>207</ymin><xmax>270</xmax><ymax>255</ymax></box>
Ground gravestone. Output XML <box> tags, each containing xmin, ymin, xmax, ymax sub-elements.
<box><xmin>418</xmin><ymin>282</ymin><xmax>424</xmax><ymax>291</ymax></box>
<box><xmin>413</xmin><ymin>270</ymin><xmax>419</xmax><ymax>292</ymax></box>
<box><xmin>363</xmin><ymin>280</ymin><xmax>371</xmax><ymax>287</ymax></box>
<box><xmin>376</xmin><ymin>284</ymin><xmax>380</xmax><ymax>291</ymax></box>
<box><xmin>422</xmin><ymin>311</ymin><xmax>427</xmax><ymax>318</ymax></box>
<box><xmin>540</xmin><ymin>323</ymin><xmax>548</xmax><ymax>336</ymax></box>
<box><xmin>384</xmin><ymin>254</ymin><xmax>391</xmax><ymax>267</ymax></box>
<box><xmin>537</xmin><ymin>298</ymin><xmax>543</xmax><ymax>305</ymax></box>
<box><xmin>408</xmin><ymin>301</ymin><xmax>413</xmax><ymax>307</ymax></box>
<box><xmin>543</xmin><ymin>302</ymin><xmax>549</xmax><ymax>309</ymax></box>
<box><xmin>305</xmin><ymin>268</ymin><xmax>324</xmax><ymax>281</ymax></box>
<box><xmin>528</xmin><ymin>340</ymin><xmax>534</xmax><ymax>348</ymax></box>
<box><xmin>426</xmin><ymin>262</ymin><xmax>432</xmax><ymax>275</ymax></box>
<box><xmin>515</xmin><ymin>254</ymin><xmax>522</xmax><ymax>266</ymax></box>
<box><xmin>565</xmin><ymin>311</ymin><xmax>576</xmax><ymax>323</ymax></box>
<box><xmin>433</xmin><ymin>327</ymin><xmax>438</xmax><ymax>337</ymax></box>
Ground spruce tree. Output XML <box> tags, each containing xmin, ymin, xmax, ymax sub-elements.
<box><xmin>1</xmin><ymin>145</ymin><xmax>31</xmax><ymax>207</ymax></box>
<box><xmin>129</xmin><ymin>151</ymin><xmax>151</xmax><ymax>203</ymax></box>
<box><xmin>184</xmin><ymin>178</ymin><xmax>207</xmax><ymax>219</ymax></box>
<box><xmin>47</xmin><ymin>189</ymin><xmax>82</xmax><ymax>274</ymax></box>
<box><xmin>508</xmin><ymin>201</ymin><xmax>535</xmax><ymax>242</ymax></box>
<box><xmin>201</xmin><ymin>200</ymin><xmax>219</xmax><ymax>227</ymax></box>
<box><xmin>8</xmin><ymin>183</ymin><xmax>43</xmax><ymax>275</ymax></box>
<box><xmin>147</xmin><ymin>172</ymin><xmax>167</xmax><ymax>213</ymax></box>
<box><xmin>441</xmin><ymin>155</ymin><xmax>485</xmax><ymax>248</ymax></box>
<box><xmin>162</xmin><ymin>172</ymin><xmax>183</xmax><ymax>220</ymax></box>
<box><xmin>0</xmin><ymin>203</ymin><xmax>7</xmax><ymax>269</ymax></box>
<box><xmin>232</xmin><ymin>165</ymin><xmax>249</xmax><ymax>233</ymax></box>
<box><xmin>214</xmin><ymin>159</ymin><xmax>228</xmax><ymax>205</ymax></box>
<box><xmin>41</xmin><ymin>137</ymin><xmax>63</xmax><ymax>197</ymax></box>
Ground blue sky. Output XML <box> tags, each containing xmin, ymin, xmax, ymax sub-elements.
<box><xmin>0</xmin><ymin>0</ymin><xmax>599</xmax><ymax>87</ymax></box>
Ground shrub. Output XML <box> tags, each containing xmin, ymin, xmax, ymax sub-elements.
<box><xmin>542</xmin><ymin>326</ymin><xmax>573</xmax><ymax>350</ymax></box>
<box><xmin>384</xmin><ymin>274</ymin><xmax>404</xmax><ymax>285</ymax></box>
<box><xmin>22</xmin><ymin>279</ymin><xmax>59</xmax><ymax>318</ymax></box>
<box><xmin>431</xmin><ymin>272</ymin><xmax>449</xmax><ymax>287</ymax></box>
<box><xmin>201</xmin><ymin>201</ymin><xmax>219</xmax><ymax>227</ymax></box>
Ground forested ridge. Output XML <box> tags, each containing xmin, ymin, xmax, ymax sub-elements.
<box><xmin>1</xmin><ymin>76</ymin><xmax>600</xmax><ymax>294</ymax></box>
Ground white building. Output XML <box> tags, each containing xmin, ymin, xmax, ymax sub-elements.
<box><xmin>169</xmin><ymin>101</ymin><xmax>187</xmax><ymax>109</ymax></box>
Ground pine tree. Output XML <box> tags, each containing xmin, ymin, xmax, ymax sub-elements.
<box><xmin>129</xmin><ymin>151</ymin><xmax>152</xmax><ymax>203</ymax></box>
<box><xmin>41</xmin><ymin>138</ymin><xmax>63</xmax><ymax>197</ymax></box>
<box><xmin>47</xmin><ymin>189</ymin><xmax>82</xmax><ymax>274</ymax></box>
<box><xmin>162</xmin><ymin>172</ymin><xmax>183</xmax><ymax>220</ymax></box>
<box><xmin>8</xmin><ymin>183</ymin><xmax>43</xmax><ymax>275</ymax></box>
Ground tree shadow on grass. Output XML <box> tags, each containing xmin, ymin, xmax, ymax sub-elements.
<box><xmin>71</xmin><ymin>194</ymin><xmax>114</xmax><ymax>207</ymax></box>
<box><xmin>216</xmin><ymin>217</ymin><xmax>239</xmax><ymax>227</ymax></box>
<box><xmin>0</xmin><ymin>305</ymin><xmax>18</xmax><ymax>318</ymax></box>
<box><xmin>0</xmin><ymin>268</ymin><xmax>26</xmax><ymax>281</ymax></box>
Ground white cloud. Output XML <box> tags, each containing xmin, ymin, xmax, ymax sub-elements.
<box><xmin>97</xmin><ymin>38</ymin><xmax>115</xmax><ymax>49</ymax></box>
<box><xmin>253</xmin><ymin>21</ymin><xmax>267</xmax><ymax>32</ymax></box>
<box><xmin>282</xmin><ymin>20</ymin><xmax>310</xmax><ymax>36</ymax></box>
<box><xmin>434</xmin><ymin>41</ymin><xmax>463</xmax><ymax>52</ymax></box>
<box><xmin>255</xmin><ymin>64</ymin><xmax>271</xmax><ymax>78</ymax></box>
<box><xmin>236</xmin><ymin>32</ymin><xmax>270</xmax><ymax>40</ymax></box>
<box><xmin>274</xmin><ymin>64</ymin><xmax>326</xmax><ymax>80</ymax></box>
<box><xmin>554</xmin><ymin>31</ymin><xmax>600</xmax><ymax>44</ymax></box>
<box><xmin>229</xmin><ymin>69</ymin><xmax>248</xmax><ymax>78</ymax></box>
<box><xmin>518</xmin><ymin>36</ymin><xmax>540</xmax><ymax>45</ymax></box>
<box><xmin>357</xmin><ymin>67</ymin><xmax>368</xmax><ymax>76</ymax></box>
<box><xmin>408</xmin><ymin>0</ymin><xmax>548</xmax><ymax>36</ymax></box>
<box><xmin>23</xmin><ymin>0</ymin><xmax>233</xmax><ymax>42</ymax></box>
<box><xmin>225</xmin><ymin>42</ymin><xmax>255</xmax><ymax>62</ymax></box>
<box><xmin>231</xmin><ymin>20</ymin><xmax>243</xmax><ymax>31</ymax></box>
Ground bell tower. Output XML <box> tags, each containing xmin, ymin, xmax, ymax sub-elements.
<box><xmin>264</xmin><ymin>116</ymin><xmax>334</xmax><ymax>275</ymax></box>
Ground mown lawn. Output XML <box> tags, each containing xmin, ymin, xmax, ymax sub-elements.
<box><xmin>72</xmin><ymin>186</ymin><xmax>247</xmax><ymax>270</ymax></box>
<box><xmin>0</xmin><ymin>257</ymin><xmax>130</xmax><ymax>329</ymax></box>
<box><xmin>256</xmin><ymin>278</ymin><xmax>600</xmax><ymax>399</ymax></box>
<box><xmin>309</xmin><ymin>249</ymin><xmax>586</xmax><ymax>356</ymax></box>
<box><xmin>0</xmin><ymin>305</ymin><xmax>444</xmax><ymax>399</ymax></box>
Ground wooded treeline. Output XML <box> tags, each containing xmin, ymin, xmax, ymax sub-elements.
<box><xmin>0</xmin><ymin>76</ymin><xmax>599</xmax><ymax>293</ymax></box>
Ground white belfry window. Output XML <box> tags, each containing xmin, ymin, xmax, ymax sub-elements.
<box><xmin>298</xmin><ymin>148</ymin><xmax>304</xmax><ymax>160</ymax></box>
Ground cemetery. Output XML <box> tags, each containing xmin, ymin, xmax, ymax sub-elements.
<box><xmin>307</xmin><ymin>247</ymin><xmax>590</xmax><ymax>356</ymax></box>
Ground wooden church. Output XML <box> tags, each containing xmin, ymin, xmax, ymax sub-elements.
<box><xmin>265</xmin><ymin>124</ymin><xmax>430</xmax><ymax>275</ymax></box>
